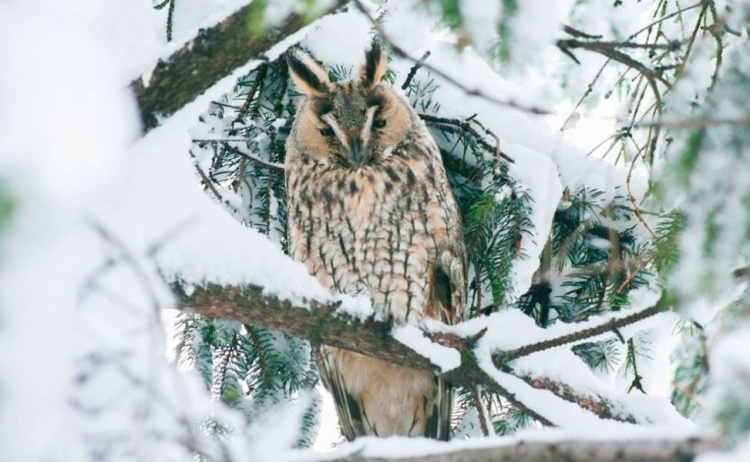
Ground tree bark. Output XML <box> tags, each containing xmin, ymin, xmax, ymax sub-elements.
<box><xmin>176</xmin><ymin>282</ymin><xmax>661</xmax><ymax>426</ymax></box>
<box><xmin>319</xmin><ymin>437</ymin><xmax>712</xmax><ymax>462</ymax></box>
<box><xmin>132</xmin><ymin>1</ymin><xmax>347</xmax><ymax>133</ymax></box>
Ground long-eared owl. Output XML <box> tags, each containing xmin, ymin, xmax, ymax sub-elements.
<box><xmin>284</xmin><ymin>40</ymin><xmax>466</xmax><ymax>440</ymax></box>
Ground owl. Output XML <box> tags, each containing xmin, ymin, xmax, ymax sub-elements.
<box><xmin>284</xmin><ymin>40</ymin><xmax>466</xmax><ymax>440</ymax></box>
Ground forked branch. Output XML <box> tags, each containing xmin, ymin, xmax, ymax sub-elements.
<box><xmin>175</xmin><ymin>281</ymin><xmax>664</xmax><ymax>426</ymax></box>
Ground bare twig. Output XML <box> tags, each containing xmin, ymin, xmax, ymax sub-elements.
<box><xmin>562</xmin><ymin>25</ymin><xmax>603</xmax><ymax>39</ymax></box>
<box><xmin>402</xmin><ymin>51</ymin><xmax>431</xmax><ymax>90</ymax></box>
<box><xmin>192</xmin><ymin>139</ymin><xmax>286</xmax><ymax>170</ymax></box>
<box><xmin>235</xmin><ymin>63</ymin><xmax>269</xmax><ymax>122</ymax></box>
<box><xmin>556</xmin><ymin>39</ymin><xmax>672</xmax><ymax>88</ymax></box>
<box><xmin>472</xmin><ymin>387</ymin><xmax>492</xmax><ymax>437</ymax></box>
<box><xmin>627</xmin><ymin>1</ymin><xmax>706</xmax><ymax>40</ymax></box>
<box><xmin>561</xmin><ymin>58</ymin><xmax>613</xmax><ymax>132</ymax></box>
<box><xmin>419</xmin><ymin>114</ymin><xmax>514</xmax><ymax>163</ymax></box>
<box><xmin>494</xmin><ymin>305</ymin><xmax>661</xmax><ymax>363</ymax></box>
<box><xmin>561</xmin><ymin>27</ymin><xmax>682</xmax><ymax>50</ymax></box>
<box><xmin>632</xmin><ymin>114</ymin><xmax>750</xmax><ymax>130</ymax></box>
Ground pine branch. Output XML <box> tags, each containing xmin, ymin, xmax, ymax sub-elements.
<box><xmin>192</xmin><ymin>140</ymin><xmax>286</xmax><ymax>171</ymax></box>
<box><xmin>176</xmin><ymin>282</ymin><xmax>664</xmax><ymax>425</ymax></box>
<box><xmin>419</xmin><ymin>114</ymin><xmax>514</xmax><ymax>163</ymax></box>
<box><xmin>318</xmin><ymin>437</ymin><xmax>712</xmax><ymax>462</ymax></box>
<box><xmin>494</xmin><ymin>305</ymin><xmax>660</xmax><ymax>363</ymax></box>
<box><xmin>515</xmin><ymin>373</ymin><xmax>636</xmax><ymax>423</ymax></box>
<box><xmin>132</xmin><ymin>1</ymin><xmax>348</xmax><ymax>133</ymax></box>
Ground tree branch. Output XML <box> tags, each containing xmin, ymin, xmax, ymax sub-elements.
<box><xmin>191</xmin><ymin>139</ymin><xmax>286</xmax><ymax>171</ymax></box>
<box><xmin>401</xmin><ymin>51</ymin><xmax>431</xmax><ymax>90</ymax></box>
<box><xmin>556</xmin><ymin>39</ymin><xmax>672</xmax><ymax>88</ymax></box>
<box><xmin>319</xmin><ymin>437</ymin><xmax>712</xmax><ymax>462</ymax></box>
<box><xmin>132</xmin><ymin>1</ymin><xmax>348</xmax><ymax>133</ymax></box>
<box><xmin>176</xmin><ymin>282</ymin><xmax>664</xmax><ymax>426</ymax></box>
<box><xmin>494</xmin><ymin>305</ymin><xmax>661</xmax><ymax>363</ymax></box>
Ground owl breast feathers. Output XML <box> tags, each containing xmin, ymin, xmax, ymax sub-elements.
<box><xmin>284</xmin><ymin>40</ymin><xmax>466</xmax><ymax>440</ymax></box>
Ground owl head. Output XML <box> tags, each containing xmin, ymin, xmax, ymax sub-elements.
<box><xmin>286</xmin><ymin>40</ymin><xmax>415</xmax><ymax>168</ymax></box>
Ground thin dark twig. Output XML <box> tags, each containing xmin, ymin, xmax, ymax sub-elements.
<box><xmin>88</xmin><ymin>221</ymin><xmax>162</xmax><ymax>314</ymax></box>
<box><xmin>194</xmin><ymin>160</ymin><xmax>226</xmax><ymax>204</ymax></box>
<box><xmin>634</xmin><ymin>114</ymin><xmax>750</xmax><ymax>131</ymax></box>
<box><xmin>561</xmin><ymin>58</ymin><xmax>612</xmax><ymax>131</ymax></box>
<box><xmin>562</xmin><ymin>27</ymin><xmax>682</xmax><ymax>50</ymax></box>
<box><xmin>495</xmin><ymin>305</ymin><xmax>662</xmax><ymax>363</ymax></box>
<box><xmin>626</xmin><ymin>339</ymin><xmax>647</xmax><ymax>394</ymax></box>
<box><xmin>706</xmin><ymin>2</ymin><xmax>724</xmax><ymax>90</ymax></box>
<box><xmin>402</xmin><ymin>51</ymin><xmax>431</xmax><ymax>90</ymax></box>
<box><xmin>192</xmin><ymin>139</ymin><xmax>286</xmax><ymax>170</ymax></box>
<box><xmin>470</xmin><ymin>118</ymin><xmax>503</xmax><ymax>168</ymax></box>
<box><xmin>557</xmin><ymin>39</ymin><xmax>672</xmax><ymax>88</ymax></box>
<box><xmin>419</xmin><ymin>114</ymin><xmax>514</xmax><ymax>163</ymax></box>
<box><xmin>235</xmin><ymin>63</ymin><xmax>269</xmax><ymax>122</ymax></box>
<box><xmin>166</xmin><ymin>0</ymin><xmax>176</xmax><ymax>42</ymax></box>
<box><xmin>563</xmin><ymin>25</ymin><xmax>603</xmax><ymax>39</ymax></box>
<box><xmin>627</xmin><ymin>1</ymin><xmax>706</xmax><ymax>40</ymax></box>
<box><xmin>146</xmin><ymin>216</ymin><xmax>200</xmax><ymax>258</ymax></box>
<box><xmin>472</xmin><ymin>387</ymin><xmax>492</xmax><ymax>436</ymax></box>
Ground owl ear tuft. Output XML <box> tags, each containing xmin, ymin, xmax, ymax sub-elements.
<box><xmin>360</xmin><ymin>39</ymin><xmax>387</xmax><ymax>90</ymax></box>
<box><xmin>287</xmin><ymin>48</ymin><xmax>332</xmax><ymax>97</ymax></box>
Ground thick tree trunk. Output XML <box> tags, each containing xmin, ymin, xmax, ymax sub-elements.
<box><xmin>132</xmin><ymin>1</ymin><xmax>347</xmax><ymax>132</ymax></box>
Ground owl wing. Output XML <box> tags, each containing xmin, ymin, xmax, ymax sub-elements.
<box><xmin>315</xmin><ymin>348</ymin><xmax>362</xmax><ymax>441</ymax></box>
<box><xmin>435</xmin><ymin>248</ymin><xmax>467</xmax><ymax>324</ymax></box>
<box><xmin>422</xmin><ymin>245</ymin><xmax>466</xmax><ymax>440</ymax></box>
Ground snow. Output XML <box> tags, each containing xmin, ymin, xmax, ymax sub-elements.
<box><xmin>408</xmin><ymin>280</ymin><xmax>689</xmax><ymax>427</ymax></box>
<box><xmin>508</xmin><ymin>0</ymin><xmax>573</xmax><ymax>71</ymax></box>
<box><xmin>699</xmin><ymin>438</ymin><xmax>750</xmax><ymax>462</ymax></box>
<box><xmin>287</xmin><ymin>425</ymin><xmax>703</xmax><ymax>461</ymax></box>
<box><xmin>452</xmin><ymin>407</ymin><xmax>486</xmax><ymax>439</ymax></box>
<box><xmin>505</xmin><ymin>143</ymin><xmax>563</xmax><ymax>301</ymax></box>
<box><xmin>0</xmin><ymin>1</ymin><xmax>141</xmax><ymax>459</ymax></box>
<box><xmin>92</xmin><ymin>54</ymin><xmax>342</xmax><ymax>309</ymax></box>
<box><xmin>459</xmin><ymin>0</ymin><xmax>502</xmax><ymax>56</ymax></box>
<box><xmin>304</xmin><ymin>5</ymin><xmax>377</xmax><ymax>66</ymax></box>
<box><xmin>1</xmin><ymin>0</ymin><xmax>742</xmax><ymax>459</ymax></box>
<box><xmin>0</xmin><ymin>1</ymin><xmax>348</xmax><ymax>460</ymax></box>
<box><xmin>392</xmin><ymin>325</ymin><xmax>461</xmax><ymax>373</ymax></box>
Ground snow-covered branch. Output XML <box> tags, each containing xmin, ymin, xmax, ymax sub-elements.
<box><xmin>132</xmin><ymin>0</ymin><xmax>348</xmax><ymax>132</ymax></box>
<box><xmin>314</xmin><ymin>436</ymin><xmax>712</xmax><ymax>462</ymax></box>
<box><xmin>176</xmin><ymin>281</ymin><xmax>671</xmax><ymax>427</ymax></box>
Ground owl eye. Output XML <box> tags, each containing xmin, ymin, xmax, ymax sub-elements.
<box><xmin>372</xmin><ymin>119</ymin><xmax>386</xmax><ymax>129</ymax></box>
<box><xmin>319</xmin><ymin>126</ymin><xmax>334</xmax><ymax>137</ymax></box>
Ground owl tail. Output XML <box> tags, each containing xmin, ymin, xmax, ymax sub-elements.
<box><xmin>424</xmin><ymin>377</ymin><xmax>453</xmax><ymax>440</ymax></box>
<box><xmin>317</xmin><ymin>346</ymin><xmax>453</xmax><ymax>441</ymax></box>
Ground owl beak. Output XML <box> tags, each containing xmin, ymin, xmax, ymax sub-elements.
<box><xmin>349</xmin><ymin>138</ymin><xmax>368</xmax><ymax>167</ymax></box>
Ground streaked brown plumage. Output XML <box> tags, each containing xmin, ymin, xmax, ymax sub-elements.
<box><xmin>284</xmin><ymin>40</ymin><xmax>466</xmax><ymax>440</ymax></box>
